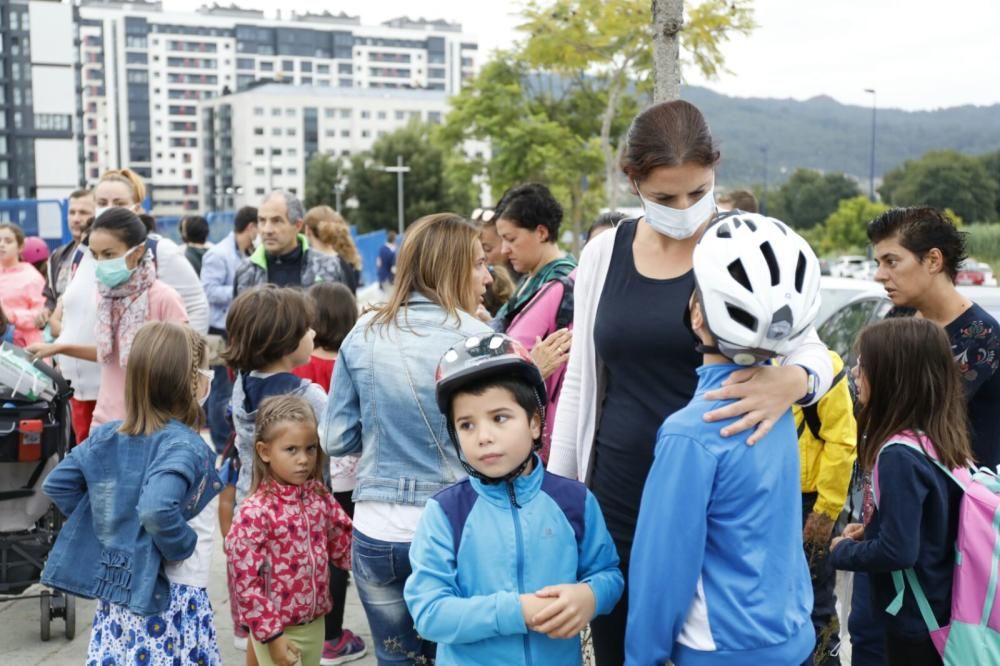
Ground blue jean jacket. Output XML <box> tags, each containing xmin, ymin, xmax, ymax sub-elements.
<box><xmin>321</xmin><ymin>292</ymin><xmax>491</xmax><ymax>505</ymax></box>
<box><xmin>42</xmin><ymin>420</ymin><xmax>221</xmax><ymax>616</ymax></box>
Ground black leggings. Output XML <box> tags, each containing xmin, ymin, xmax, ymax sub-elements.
<box><xmin>886</xmin><ymin>633</ymin><xmax>942</xmax><ymax>666</ymax></box>
<box><xmin>325</xmin><ymin>491</ymin><xmax>356</xmax><ymax>642</ymax></box>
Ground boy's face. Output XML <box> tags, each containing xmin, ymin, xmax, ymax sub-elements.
<box><xmin>452</xmin><ymin>386</ymin><xmax>541</xmax><ymax>478</ymax></box>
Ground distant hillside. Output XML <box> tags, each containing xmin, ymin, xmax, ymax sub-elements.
<box><xmin>681</xmin><ymin>86</ymin><xmax>1000</xmax><ymax>187</ymax></box>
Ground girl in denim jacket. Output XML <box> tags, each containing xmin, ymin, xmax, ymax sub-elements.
<box><xmin>227</xmin><ymin>395</ymin><xmax>353</xmax><ymax>666</ymax></box>
<box><xmin>42</xmin><ymin>321</ymin><xmax>223</xmax><ymax>665</ymax></box>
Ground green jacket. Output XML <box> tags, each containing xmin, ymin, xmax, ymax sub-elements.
<box><xmin>233</xmin><ymin>234</ymin><xmax>345</xmax><ymax>295</ymax></box>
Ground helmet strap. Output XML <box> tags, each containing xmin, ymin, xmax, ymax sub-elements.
<box><xmin>695</xmin><ymin>343</ymin><xmax>721</xmax><ymax>356</ymax></box>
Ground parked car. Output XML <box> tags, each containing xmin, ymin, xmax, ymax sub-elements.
<box><xmin>956</xmin><ymin>259</ymin><xmax>998</xmax><ymax>287</ymax></box>
<box><xmin>829</xmin><ymin>255</ymin><xmax>869</xmax><ymax>278</ymax></box>
<box><xmin>817</xmin><ymin>280</ymin><xmax>1000</xmax><ymax>365</ymax></box>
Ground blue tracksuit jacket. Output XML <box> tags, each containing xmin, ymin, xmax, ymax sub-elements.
<box><xmin>404</xmin><ymin>455</ymin><xmax>623</xmax><ymax>666</ymax></box>
<box><xmin>626</xmin><ymin>363</ymin><xmax>815</xmax><ymax>665</ymax></box>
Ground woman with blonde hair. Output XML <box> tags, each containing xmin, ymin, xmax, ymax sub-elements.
<box><xmin>321</xmin><ymin>213</ymin><xmax>493</xmax><ymax>663</ymax></box>
<box><xmin>303</xmin><ymin>206</ymin><xmax>362</xmax><ymax>293</ymax></box>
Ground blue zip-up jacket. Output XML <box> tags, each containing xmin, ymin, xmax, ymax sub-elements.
<box><xmin>404</xmin><ymin>456</ymin><xmax>623</xmax><ymax>665</ymax></box>
<box><xmin>626</xmin><ymin>363</ymin><xmax>814</xmax><ymax>666</ymax></box>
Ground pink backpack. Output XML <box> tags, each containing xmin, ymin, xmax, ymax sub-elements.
<box><xmin>873</xmin><ymin>431</ymin><xmax>1000</xmax><ymax>664</ymax></box>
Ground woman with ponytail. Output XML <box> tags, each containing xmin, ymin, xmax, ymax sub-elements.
<box><xmin>303</xmin><ymin>206</ymin><xmax>362</xmax><ymax>293</ymax></box>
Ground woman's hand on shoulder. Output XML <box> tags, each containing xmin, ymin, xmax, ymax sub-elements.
<box><xmin>703</xmin><ymin>364</ymin><xmax>808</xmax><ymax>445</ymax></box>
<box><xmin>531</xmin><ymin>329</ymin><xmax>572</xmax><ymax>380</ymax></box>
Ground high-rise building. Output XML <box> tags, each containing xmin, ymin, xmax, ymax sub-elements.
<box><xmin>0</xmin><ymin>0</ymin><xmax>82</xmax><ymax>202</ymax></box>
<box><xmin>78</xmin><ymin>1</ymin><xmax>479</xmax><ymax>215</ymax></box>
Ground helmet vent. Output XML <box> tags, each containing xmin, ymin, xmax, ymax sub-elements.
<box><xmin>716</xmin><ymin>223</ymin><xmax>732</xmax><ymax>239</ymax></box>
<box><xmin>759</xmin><ymin>241</ymin><xmax>780</xmax><ymax>286</ymax></box>
<box><xmin>795</xmin><ymin>252</ymin><xmax>807</xmax><ymax>292</ymax></box>
<box><xmin>726</xmin><ymin>303</ymin><xmax>758</xmax><ymax>332</ymax></box>
<box><xmin>744</xmin><ymin>217</ymin><xmax>757</xmax><ymax>232</ymax></box>
<box><xmin>727</xmin><ymin>259</ymin><xmax>752</xmax><ymax>291</ymax></box>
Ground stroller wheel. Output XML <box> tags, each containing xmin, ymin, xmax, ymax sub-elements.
<box><xmin>40</xmin><ymin>591</ymin><xmax>51</xmax><ymax>642</ymax></box>
<box><xmin>64</xmin><ymin>594</ymin><xmax>76</xmax><ymax>640</ymax></box>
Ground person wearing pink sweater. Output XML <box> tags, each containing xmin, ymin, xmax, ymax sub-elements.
<box><xmin>0</xmin><ymin>223</ymin><xmax>47</xmax><ymax>347</ymax></box>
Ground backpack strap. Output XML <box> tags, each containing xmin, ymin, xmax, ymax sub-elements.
<box><xmin>552</xmin><ymin>274</ymin><xmax>575</xmax><ymax>332</ymax></box>
<box><xmin>799</xmin><ymin>365</ymin><xmax>848</xmax><ymax>440</ymax></box>
<box><xmin>886</xmin><ymin>568</ymin><xmax>941</xmax><ymax>636</ymax></box>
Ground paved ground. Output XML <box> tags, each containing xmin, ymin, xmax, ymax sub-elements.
<box><xmin>0</xmin><ymin>536</ymin><xmax>377</xmax><ymax>665</ymax></box>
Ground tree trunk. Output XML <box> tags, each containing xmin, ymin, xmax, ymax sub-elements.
<box><xmin>651</xmin><ymin>0</ymin><xmax>684</xmax><ymax>103</ymax></box>
<box><xmin>570</xmin><ymin>184</ymin><xmax>583</xmax><ymax>256</ymax></box>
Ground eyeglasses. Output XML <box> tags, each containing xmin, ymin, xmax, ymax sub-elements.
<box><xmin>471</xmin><ymin>208</ymin><xmax>496</xmax><ymax>223</ymax></box>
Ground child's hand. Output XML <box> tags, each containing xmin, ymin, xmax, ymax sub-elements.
<box><xmin>267</xmin><ymin>634</ymin><xmax>301</xmax><ymax>666</ymax></box>
<box><xmin>841</xmin><ymin>522</ymin><xmax>864</xmax><ymax>541</ymax></box>
<box><xmin>529</xmin><ymin>583</ymin><xmax>596</xmax><ymax>639</ymax></box>
<box><xmin>520</xmin><ymin>593</ymin><xmax>554</xmax><ymax>628</ymax></box>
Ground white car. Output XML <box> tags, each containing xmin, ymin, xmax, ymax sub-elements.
<box><xmin>829</xmin><ymin>256</ymin><xmax>869</xmax><ymax>278</ymax></box>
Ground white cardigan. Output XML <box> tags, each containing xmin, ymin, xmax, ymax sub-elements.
<box><xmin>547</xmin><ymin>223</ymin><xmax>834</xmax><ymax>483</ymax></box>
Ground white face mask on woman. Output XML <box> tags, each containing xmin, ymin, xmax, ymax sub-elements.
<box><xmin>635</xmin><ymin>183</ymin><xmax>717</xmax><ymax>240</ymax></box>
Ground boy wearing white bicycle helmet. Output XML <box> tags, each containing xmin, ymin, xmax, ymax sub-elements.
<box><xmin>626</xmin><ymin>211</ymin><xmax>821</xmax><ymax>666</ymax></box>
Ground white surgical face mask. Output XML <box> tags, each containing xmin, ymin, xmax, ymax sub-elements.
<box><xmin>635</xmin><ymin>183</ymin><xmax>717</xmax><ymax>240</ymax></box>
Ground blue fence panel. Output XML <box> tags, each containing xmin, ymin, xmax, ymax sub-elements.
<box><xmin>354</xmin><ymin>229</ymin><xmax>387</xmax><ymax>287</ymax></box>
<box><xmin>0</xmin><ymin>199</ymin><xmax>69</xmax><ymax>249</ymax></box>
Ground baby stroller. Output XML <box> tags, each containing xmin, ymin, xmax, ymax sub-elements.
<box><xmin>0</xmin><ymin>341</ymin><xmax>76</xmax><ymax>640</ymax></box>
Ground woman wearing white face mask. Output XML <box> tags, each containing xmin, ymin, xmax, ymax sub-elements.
<box><xmin>547</xmin><ymin>100</ymin><xmax>834</xmax><ymax>665</ymax></box>
<box><xmin>28</xmin><ymin>208</ymin><xmax>189</xmax><ymax>427</ymax></box>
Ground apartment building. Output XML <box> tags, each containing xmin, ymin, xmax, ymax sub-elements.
<box><xmin>0</xmin><ymin>0</ymin><xmax>82</xmax><ymax>203</ymax></box>
<box><xmin>78</xmin><ymin>0</ymin><xmax>479</xmax><ymax>215</ymax></box>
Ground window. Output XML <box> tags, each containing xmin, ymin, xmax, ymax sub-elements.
<box><xmin>271</xmin><ymin>148</ymin><xmax>282</xmax><ymax>156</ymax></box>
<box><xmin>282</xmin><ymin>61</ymin><xmax>294</xmax><ymax>72</ymax></box>
<box><xmin>317</xmin><ymin>64</ymin><xmax>330</xmax><ymax>74</ymax></box>
<box><xmin>340</xmin><ymin>130</ymin><xmax>350</xmax><ymax>138</ymax></box>
<box><xmin>377</xmin><ymin>111</ymin><xmax>387</xmax><ymax>120</ymax></box>
<box><xmin>260</xmin><ymin>61</ymin><xmax>274</xmax><ymax>72</ymax></box>
<box><xmin>271</xmin><ymin>108</ymin><xmax>281</xmax><ymax>117</ymax></box>
<box><xmin>271</xmin><ymin>128</ymin><xmax>281</xmax><ymax>136</ymax></box>
<box><xmin>254</xmin><ymin>167</ymin><xmax>265</xmax><ymax>176</ymax></box>
<box><xmin>254</xmin><ymin>127</ymin><xmax>264</xmax><ymax>135</ymax></box>
<box><xmin>325</xmin><ymin>129</ymin><xmax>335</xmax><ymax>137</ymax></box>
<box><xmin>34</xmin><ymin>114</ymin><xmax>73</xmax><ymax>132</ymax></box>
<box><xmin>361</xmin><ymin>130</ymin><xmax>370</xmax><ymax>138</ymax></box>
<box><xmin>361</xmin><ymin>111</ymin><xmax>370</xmax><ymax>119</ymax></box>
<box><xmin>428</xmin><ymin>111</ymin><xmax>442</xmax><ymax>124</ymax></box>
<box><xmin>817</xmin><ymin>299</ymin><xmax>887</xmax><ymax>362</ymax></box>
<box><xmin>254</xmin><ymin>107</ymin><xmax>264</xmax><ymax>116</ymax></box>
<box><xmin>285</xmin><ymin>108</ymin><xmax>296</xmax><ymax>117</ymax></box>
<box><xmin>287</xmin><ymin>148</ymin><xmax>298</xmax><ymax>157</ymax></box>
<box><xmin>301</xmin><ymin>62</ymin><xmax>313</xmax><ymax>73</ymax></box>
<box><xmin>338</xmin><ymin>79</ymin><xmax>353</xmax><ymax>88</ymax></box>
<box><xmin>254</xmin><ymin>147</ymin><xmax>265</xmax><ymax>156</ymax></box>
<box><xmin>286</xmin><ymin>128</ymin><xmax>296</xmax><ymax>136</ymax></box>
<box><xmin>301</xmin><ymin>77</ymin><xmax>312</xmax><ymax>85</ymax></box>
<box><xmin>288</xmin><ymin>168</ymin><xmax>298</xmax><ymax>176</ymax></box>
<box><xmin>237</xmin><ymin>58</ymin><xmax>255</xmax><ymax>70</ymax></box>
<box><xmin>325</xmin><ymin>108</ymin><xmax>336</xmax><ymax>118</ymax></box>
<box><xmin>395</xmin><ymin>110</ymin><xmax>405</xmax><ymax>120</ymax></box>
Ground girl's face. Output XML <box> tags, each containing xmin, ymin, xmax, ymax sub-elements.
<box><xmin>480</xmin><ymin>225</ymin><xmax>505</xmax><ymax>267</ymax></box>
<box><xmin>496</xmin><ymin>217</ymin><xmax>549</xmax><ymax>275</ymax></box>
<box><xmin>256</xmin><ymin>421</ymin><xmax>319</xmax><ymax>486</ymax></box>
<box><xmin>88</xmin><ymin>228</ymin><xmax>144</xmax><ymax>270</ymax></box>
<box><xmin>471</xmin><ymin>240</ymin><xmax>493</xmax><ymax>306</ymax></box>
<box><xmin>852</xmin><ymin>357</ymin><xmax>870</xmax><ymax>404</ymax></box>
<box><xmin>0</xmin><ymin>229</ymin><xmax>21</xmax><ymax>266</ymax></box>
<box><xmin>290</xmin><ymin>328</ymin><xmax>316</xmax><ymax>366</ymax></box>
<box><xmin>93</xmin><ymin>180</ymin><xmax>140</xmax><ymax>212</ymax></box>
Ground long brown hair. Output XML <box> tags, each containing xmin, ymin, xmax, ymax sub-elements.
<box><xmin>303</xmin><ymin>206</ymin><xmax>362</xmax><ymax>270</ymax></box>
<box><xmin>368</xmin><ymin>213</ymin><xmax>483</xmax><ymax>330</ymax></box>
<box><xmin>250</xmin><ymin>395</ymin><xmax>327</xmax><ymax>494</ymax></box>
<box><xmin>855</xmin><ymin>317</ymin><xmax>972</xmax><ymax>471</ymax></box>
<box><xmin>121</xmin><ymin>321</ymin><xmax>206</xmax><ymax>436</ymax></box>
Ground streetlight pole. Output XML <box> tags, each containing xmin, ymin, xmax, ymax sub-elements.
<box><xmin>760</xmin><ymin>145</ymin><xmax>769</xmax><ymax>216</ymax></box>
<box><xmin>864</xmin><ymin>88</ymin><xmax>877</xmax><ymax>201</ymax></box>
<box><xmin>379</xmin><ymin>155</ymin><xmax>410</xmax><ymax>237</ymax></box>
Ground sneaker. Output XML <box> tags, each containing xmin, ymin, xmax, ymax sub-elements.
<box><xmin>320</xmin><ymin>629</ymin><xmax>368</xmax><ymax>665</ymax></box>
<box><xmin>233</xmin><ymin>634</ymin><xmax>248</xmax><ymax>652</ymax></box>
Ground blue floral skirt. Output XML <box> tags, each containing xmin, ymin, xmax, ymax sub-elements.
<box><xmin>86</xmin><ymin>582</ymin><xmax>222</xmax><ymax>666</ymax></box>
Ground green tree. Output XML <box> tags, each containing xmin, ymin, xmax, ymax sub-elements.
<box><xmin>340</xmin><ymin>121</ymin><xmax>478</xmax><ymax>233</ymax></box>
<box><xmin>805</xmin><ymin>196</ymin><xmax>889</xmax><ymax>255</ymax></box>
<box><xmin>303</xmin><ymin>153</ymin><xmax>345</xmax><ymax>210</ymax></box>
<box><xmin>879</xmin><ymin>150</ymin><xmax>998</xmax><ymax>223</ymax></box>
<box><xmin>519</xmin><ymin>0</ymin><xmax>754</xmax><ymax>208</ymax></box>
<box><xmin>979</xmin><ymin>150</ymin><xmax>1000</xmax><ymax>219</ymax></box>
<box><xmin>772</xmin><ymin>168</ymin><xmax>861</xmax><ymax>230</ymax></box>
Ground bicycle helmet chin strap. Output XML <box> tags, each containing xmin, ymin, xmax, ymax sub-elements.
<box><xmin>695</xmin><ymin>343</ymin><xmax>721</xmax><ymax>356</ymax></box>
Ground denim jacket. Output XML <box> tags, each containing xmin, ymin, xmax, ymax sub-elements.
<box><xmin>322</xmin><ymin>292</ymin><xmax>491</xmax><ymax>505</ymax></box>
<box><xmin>41</xmin><ymin>420</ymin><xmax>221</xmax><ymax>616</ymax></box>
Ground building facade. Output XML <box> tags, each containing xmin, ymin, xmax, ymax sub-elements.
<box><xmin>78</xmin><ymin>0</ymin><xmax>479</xmax><ymax>215</ymax></box>
<box><xmin>200</xmin><ymin>83</ymin><xmax>453</xmax><ymax>211</ymax></box>
<box><xmin>0</xmin><ymin>0</ymin><xmax>82</xmax><ymax>203</ymax></box>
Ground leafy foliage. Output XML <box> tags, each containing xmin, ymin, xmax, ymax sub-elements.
<box><xmin>803</xmin><ymin>196</ymin><xmax>889</xmax><ymax>255</ymax></box>
<box><xmin>763</xmin><ymin>168</ymin><xmax>861</xmax><ymax>230</ymax></box>
<box><xmin>878</xmin><ymin>150</ymin><xmax>998</xmax><ymax>224</ymax></box>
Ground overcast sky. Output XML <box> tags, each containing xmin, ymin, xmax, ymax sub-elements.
<box><xmin>168</xmin><ymin>0</ymin><xmax>999</xmax><ymax>112</ymax></box>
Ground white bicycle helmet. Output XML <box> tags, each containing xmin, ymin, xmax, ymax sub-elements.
<box><xmin>693</xmin><ymin>211</ymin><xmax>821</xmax><ymax>365</ymax></box>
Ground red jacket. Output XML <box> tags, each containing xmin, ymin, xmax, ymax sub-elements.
<box><xmin>226</xmin><ymin>479</ymin><xmax>352</xmax><ymax>642</ymax></box>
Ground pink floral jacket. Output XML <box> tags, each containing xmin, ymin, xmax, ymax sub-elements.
<box><xmin>226</xmin><ymin>479</ymin><xmax>352</xmax><ymax>643</ymax></box>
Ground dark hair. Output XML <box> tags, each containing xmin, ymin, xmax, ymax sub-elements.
<box><xmin>856</xmin><ymin>317</ymin><xmax>972</xmax><ymax>470</ymax></box>
<box><xmin>621</xmin><ymin>100</ymin><xmax>720</xmax><ymax>181</ymax></box>
<box><xmin>719</xmin><ymin>189</ymin><xmax>759</xmax><ymax>213</ymax></box>
<box><xmin>234</xmin><ymin>206</ymin><xmax>258</xmax><ymax>234</ymax></box>
<box><xmin>68</xmin><ymin>189</ymin><xmax>92</xmax><ymax>200</ymax></box>
<box><xmin>138</xmin><ymin>213</ymin><xmax>157</xmax><ymax>234</ymax></box>
<box><xmin>867</xmin><ymin>207</ymin><xmax>967</xmax><ymax>281</ymax></box>
<box><xmin>494</xmin><ymin>183</ymin><xmax>563</xmax><ymax>243</ymax></box>
<box><xmin>447</xmin><ymin>376</ymin><xmax>544</xmax><ymax>446</ymax></box>
<box><xmin>222</xmin><ymin>286</ymin><xmax>314</xmax><ymax>373</ymax></box>
<box><xmin>181</xmin><ymin>215</ymin><xmax>209</xmax><ymax>244</ymax></box>
<box><xmin>0</xmin><ymin>223</ymin><xmax>25</xmax><ymax>248</ymax></box>
<box><xmin>386</xmin><ymin>230</ymin><xmax>397</xmax><ymax>243</ymax></box>
<box><xmin>308</xmin><ymin>282</ymin><xmax>357</xmax><ymax>352</ymax></box>
<box><xmin>0</xmin><ymin>306</ymin><xmax>8</xmax><ymax>340</ymax></box>
<box><xmin>587</xmin><ymin>211</ymin><xmax>627</xmax><ymax>240</ymax></box>
<box><xmin>92</xmin><ymin>208</ymin><xmax>148</xmax><ymax>248</ymax></box>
